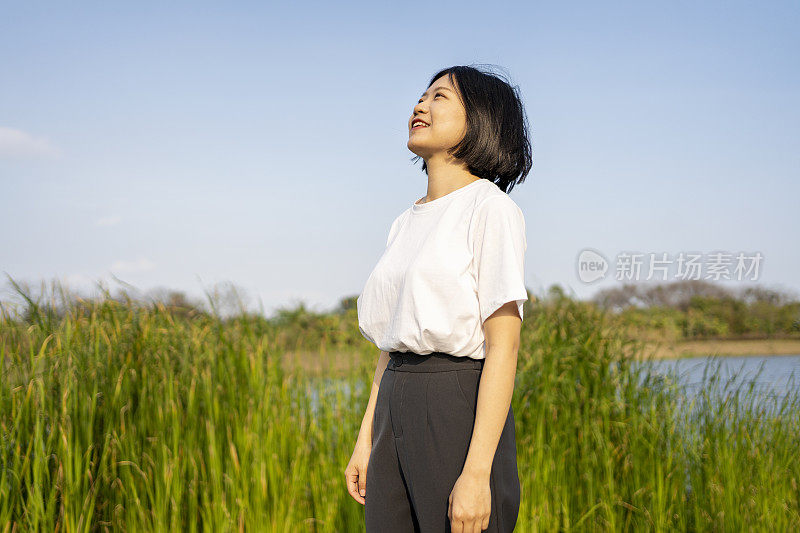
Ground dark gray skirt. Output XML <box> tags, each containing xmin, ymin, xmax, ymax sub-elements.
<box><xmin>364</xmin><ymin>350</ymin><xmax>521</xmax><ymax>532</ymax></box>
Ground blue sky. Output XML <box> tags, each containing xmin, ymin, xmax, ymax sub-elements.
<box><xmin>1</xmin><ymin>0</ymin><xmax>798</xmax><ymax>317</ymax></box>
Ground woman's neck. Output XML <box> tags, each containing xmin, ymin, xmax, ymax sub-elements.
<box><xmin>418</xmin><ymin>158</ymin><xmax>480</xmax><ymax>204</ymax></box>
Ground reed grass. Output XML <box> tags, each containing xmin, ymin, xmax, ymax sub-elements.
<box><xmin>1</xmin><ymin>281</ymin><xmax>798</xmax><ymax>531</ymax></box>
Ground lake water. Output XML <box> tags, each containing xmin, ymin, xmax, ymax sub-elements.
<box><xmin>633</xmin><ymin>354</ymin><xmax>800</xmax><ymax>404</ymax></box>
<box><xmin>307</xmin><ymin>354</ymin><xmax>800</xmax><ymax>416</ymax></box>
<box><xmin>628</xmin><ymin>354</ymin><xmax>800</xmax><ymax>427</ymax></box>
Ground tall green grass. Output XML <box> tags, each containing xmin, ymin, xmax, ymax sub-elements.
<box><xmin>1</xmin><ymin>282</ymin><xmax>798</xmax><ymax>531</ymax></box>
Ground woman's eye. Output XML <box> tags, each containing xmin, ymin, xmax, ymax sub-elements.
<box><xmin>418</xmin><ymin>93</ymin><xmax>444</xmax><ymax>104</ymax></box>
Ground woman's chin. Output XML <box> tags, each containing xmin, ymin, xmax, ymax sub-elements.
<box><xmin>407</xmin><ymin>139</ymin><xmax>433</xmax><ymax>155</ymax></box>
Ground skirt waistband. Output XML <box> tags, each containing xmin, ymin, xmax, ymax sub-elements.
<box><xmin>388</xmin><ymin>351</ymin><xmax>485</xmax><ymax>372</ymax></box>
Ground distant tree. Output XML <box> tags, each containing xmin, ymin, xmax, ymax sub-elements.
<box><xmin>592</xmin><ymin>283</ymin><xmax>640</xmax><ymax>311</ymax></box>
<box><xmin>592</xmin><ymin>280</ymin><xmax>737</xmax><ymax>312</ymax></box>
<box><xmin>739</xmin><ymin>285</ymin><xmax>798</xmax><ymax>306</ymax></box>
<box><xmin>546</xmin><ymin>284</ymin><xmax>569</xmax><ymax>302</ymax></box>
<box><xmin>338</xmin><ymin>295</ymin><xmax>358</xmax><ymax>313</ymax></box>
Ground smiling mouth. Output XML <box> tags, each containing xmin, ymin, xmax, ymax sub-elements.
<box><xmin>411</xmin><ymin>124</ymin><xmax>429</xmax><ymax>131</ymax></box>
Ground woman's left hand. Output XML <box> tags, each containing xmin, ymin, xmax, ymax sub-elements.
<box><xmin>448</xmin><ymin>468</ymin><xmax>491</xmax><ymax>532</ymax></box>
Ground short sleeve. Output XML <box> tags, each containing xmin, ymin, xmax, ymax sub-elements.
<box><xmin>471</xmin><ymin>196</ymin><xmax>528</xmax><ymax>324</ymax></box>
<box><xmin>386</xmin><ymin>210</ymin><xmax>408</xmax><ymax>247</ymax></box>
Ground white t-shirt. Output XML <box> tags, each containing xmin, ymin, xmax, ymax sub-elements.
<box><xmin>356</xmin><ymin>178</ymin><xmax>528</xmax><ymax>360</ymax></box>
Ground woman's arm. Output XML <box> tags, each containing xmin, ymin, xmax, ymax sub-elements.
<box><xmin>358</xmin><ymin>350</ymin><xmax>390</xmax><ymax>444</ymax></box>
<box><xmin>462</xmin><ymin>304</ymin><xmax>520</xmax><ymax>476</ymax></box>
<box><xmin>448</xmin><ymin>302</ymin><xmax>521</xmax><ymax>528</ymax></box>
<box><xmin>346</xmin><ymin>350</ymin><xmax>390</xmax><ymax>504</ymax></box>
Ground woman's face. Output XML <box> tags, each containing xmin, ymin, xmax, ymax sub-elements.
<box><xmin>407</xmin><ymin>75</ymin><xmax>467</xmax><ymax>160</ymax></box>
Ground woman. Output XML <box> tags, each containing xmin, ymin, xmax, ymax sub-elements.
<box><xmin>345</xmin><ymin>64</ymin><xmax>532</xmax><ymax>533</ymax></box>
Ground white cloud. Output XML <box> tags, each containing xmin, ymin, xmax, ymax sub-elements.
<box><xmin>0</xmin><ymin>126</ymin><xmax>62</xmax><ymax>159</ymax></box>
<box><xmin>96</xmin><ymin>215</ymin><xmax>122</xmax><ymax>227</ymax></box>
<box><xmin>110</xmin><ymin>257</ymin><xmax>156</xmax><ymax>273</ymax></box>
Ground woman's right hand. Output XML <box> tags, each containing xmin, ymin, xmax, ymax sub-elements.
<box><xmin>344</xmin><ymin>437</ymin><xmax>372</xmax><ymax>505</ymax></box>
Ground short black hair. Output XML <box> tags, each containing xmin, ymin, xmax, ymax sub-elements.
<box><xmin>411</xmin><ymin>64</ymin><xmax>533</xmax><ymax>194</ymax></box>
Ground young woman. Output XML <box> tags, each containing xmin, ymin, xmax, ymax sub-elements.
<box><xmin>345</xmin><ymin>65</ymin><xmax>532</xmax><ymax>533</ymax></box>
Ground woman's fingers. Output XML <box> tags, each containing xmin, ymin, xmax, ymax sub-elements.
<box><xmin>345</xmin><ymin>441</ymin><xmax>371</xmax><ymax>505</ymax></box>
<box><xmin>344</xmin><ymin>461</ymin><xmax>367</xmax><ymax>504</ymax></box>
<box><xmin>359</xmin><ymin>466</ymin><xmax>367</xmax><ymax>498</ymax></box>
